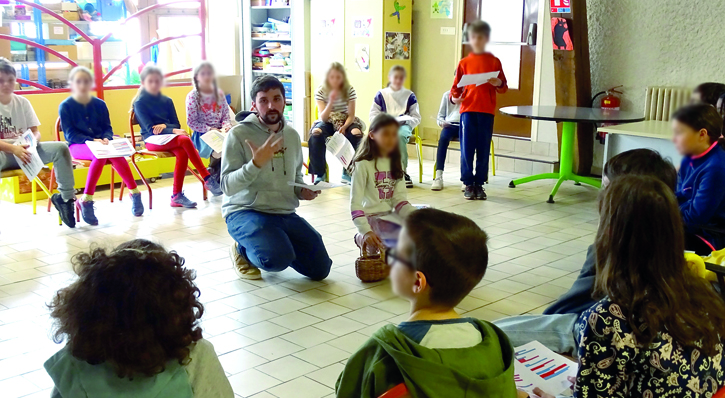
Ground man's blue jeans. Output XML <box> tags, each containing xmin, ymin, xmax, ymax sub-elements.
<box><xmin>226</xmin><ymin>210</ymin><xmax>332</xmax><ymax>281</ymax></box>
<box><xmin>493</xmin><ymin>313</ymin><xmax>581</xmax><ymax>356</ymax></box>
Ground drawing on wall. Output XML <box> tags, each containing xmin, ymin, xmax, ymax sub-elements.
<box><xmin>551</xmin><ymin>18</ymin><xmax>573</xmax><ymax>50</ymax></box>
<box><xmin>355</xmin><ymin>44</ymin><xmax>370</xmax><ymax>72</ymax></box>
<box><xmin>431</xmin><ymin>0</ymin><xmax>453</xmax><ymax>19</ymax></box>
<box><xmin>317</xmin><ymin>18</ymin><xmax>337</xmax><ymax>37</ymax></box>
<box><xmin>352</xmin><ymin>17</ymin><xmax>373</xmax><ymax>38</ymax></box>
<box><xmin>390</xmin><ymin>0</ymin><xmax>406</xmax><ymax>24</ymax></box>
<box><xmin>385</xmin><ymin>32</ymin><xmax>410</xmax><ymax>60</ymax></box>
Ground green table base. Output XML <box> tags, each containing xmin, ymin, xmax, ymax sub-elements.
<box><xmin>509</xmin><ymin>121</ymin><xmax>601</xmax><ymax>203</ymax></box>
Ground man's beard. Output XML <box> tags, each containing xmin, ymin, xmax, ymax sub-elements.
<box><xmin>261</xmin><ymin>110</ymin><xmax>281</xmax><ymax>125</ymax></box>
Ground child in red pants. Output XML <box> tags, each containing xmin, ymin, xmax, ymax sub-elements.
<box><xmin>60</xmin><ymin>67</ymin><xmax>143</xmax><ymax>225</ymax></box>
<box><xmin>132</xmin><ymin>65</ymin><xmax>222</xmax><ymax>208</ymax></box>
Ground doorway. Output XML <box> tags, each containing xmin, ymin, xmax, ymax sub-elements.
<box><xmin>464</xmin><ymin>0</ymin><xmax>538</xmax><ymax>138</ymax></box>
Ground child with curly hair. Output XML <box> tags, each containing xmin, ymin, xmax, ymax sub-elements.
<box><xmin>44</xmin><ymin>239</ymin><xmax>233</xmax><ymax>398</ymax></box>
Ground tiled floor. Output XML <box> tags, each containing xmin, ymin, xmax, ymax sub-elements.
<box><xmin>0</xmin><ymin>160</ymin><xmax>599</xmax><ymax>398</ymax></box>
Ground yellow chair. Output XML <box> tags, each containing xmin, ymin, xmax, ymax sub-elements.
<box><xmin>432</xmin><ymin>140</ymin><xmax>496</xmax><ymax>180</ymax></box>
<box><xmin>1</xmin><ymin>168</ymin><xmax>61</xmax><ymax>225</ymax></box>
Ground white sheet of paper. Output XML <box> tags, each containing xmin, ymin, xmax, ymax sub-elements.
<box><xmin>396</xmin><ymin>115</ymin><xmax>415</xmax><ymax>123</ymax></box>
<box><xmin>325</xmin><ymin>133</ymin><xmax>356</xmax><ymax>167</ymax></box>
<box><xmin>200</xmin><ymin>130</ymin><xmax>228</xmax><ymax>153</ymax></box>
<box><xmin>287</xmin><ymin>181</ymin><xmax>344</xmax><ymax>191</ymax></box>
<box><xmin>13</xmin><ymin>130</ymin><xmax>44</xmax><ymax>181</ymax></box>
<box><xmin>456</xmin><ymin>71</ymin><xmax>500</xmax><ymax>88</ymax></box>
<box><xmin>513</xmin><ymin>341</ymin><xmax>577</xmax><ymax>395</ymax></box>
<box><xmin>144</xmin><ymin>134</ymin><xmax>178</xmax><ymax>146</ymax></box>
<box><xmin>85</xmin><ymin>138</ymin><xmax>135</xmax><ymax>159</ymax></box>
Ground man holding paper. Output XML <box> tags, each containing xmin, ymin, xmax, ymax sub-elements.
<box><xmin>0</xmin><ymin>58</ymin><xmax>77</xmax><ymax>228</ymax></box>
<box><xmin>221</xmin><ymin>76</ymin><xmax>332</xmax><ymax>281</ymax></box>
<box><xmin>451</xmin><ymin>21</ymin><xmax>507</xmax><ymax>201</ymax></box>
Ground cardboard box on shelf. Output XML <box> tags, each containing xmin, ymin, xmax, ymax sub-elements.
<box><xmin>63</xmin><ymin>11</ymin><xmax>81</xmax><ymax>21</ymax></box>
<box><xmin>61</xmin><ymin>2</ymin><xmax>79</xmax><ymax>12</ymax></box>
<box><xmin>45</xmin><ymin>45</ymin><xmax>78</xmax><ymax>62</ymax></box>
<box><xmin>48</xmin><ymin>23</ymin><xmax>70</xmax><ymax>40</ymax></box>
<box><xmin>0</xmin><ymin>27</ymin><xmax>11</xmax><ymax>60</ymax></box>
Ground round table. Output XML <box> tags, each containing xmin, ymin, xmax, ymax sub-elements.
<box><xmin>499</xmin><ymin>106</ymin><xmax>645</xmax><ymax>203</ymax></box>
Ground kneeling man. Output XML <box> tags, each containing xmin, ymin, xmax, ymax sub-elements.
<box><xmin>222</xmin><ymin>76</ymin><xmax>332</xmax><ymax>281</ymax></box>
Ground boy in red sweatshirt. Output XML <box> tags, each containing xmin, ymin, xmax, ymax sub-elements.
<box><xmin>451</xmin><ymin>21</ymin><xmax>507</xmax><ymax>200</ymax></box>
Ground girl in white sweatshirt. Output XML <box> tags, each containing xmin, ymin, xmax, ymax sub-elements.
<box><xmin>369</xmin><ymin>65</ymin><xmax>421</xmax><ymax>188</ymax></box>
<box><xmin>350</xmin><ymin>114</ymin><xmax>416</xmax><ymax>253</ymax></box>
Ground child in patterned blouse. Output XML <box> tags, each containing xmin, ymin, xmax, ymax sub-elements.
<box><xmin>186</xmin><ymin>61</ymin><xmax>232</xmax><ymax>185</ymax></box>
<box><xmin>532</xmin><ymin>175</ymin><xmax>725</xmax><ymax>398</ymax></box>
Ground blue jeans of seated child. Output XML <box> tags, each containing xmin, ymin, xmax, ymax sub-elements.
<box><xmin>436</xmin><ymin>124</ymin><xmax>460</xmax><ymax>171</ymax></box>
<box><xmin>398</xmin><ymin>125</ymin><xmax>413</xmax><ymax>171</ymax></box>
<box><xmin>226</xmin><ymin>210</ymin><xmax>332</xmax><ymax>281</ymax></box>
<box><xmin>493</xmin><ymin>313</ymin><xmax>581</xmax><ymax>356</ymax></box>
<box><xmin>460</xmin><ymin>112</ymin><xmax>494</xmax><ymax>186</ymax></box>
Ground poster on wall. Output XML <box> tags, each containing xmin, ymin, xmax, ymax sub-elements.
<box><xmin>551</xmin><ymin>18</ymin><xmax>573</xmax><ymax>50</ymax></box>
<box><xmin>431</xmin><ymin>0</ymin><xmax>453</xmax><ymax>19</ymax></box>
<box><xmin>317</xmin><ymin>18</ymin><xmax>337</xmax><ymax>37</ymax></box>
<box><xmin>352</xmin><ymin>17</ymin><xmax>373</xmax><ymax>37</ymax></box>
<box><xmin>550</xmin><ymin>0</ymin><xmax>571</xmax><ymax>13</ymax></box>
<box><xmin>385</xmin><ymin>32</ymin><xmax>411</xmax><ymax>60</ymax></box>
<box><xmin>355</xmin><ymin>44</ymin><xmax>370</xmax><ymax>72</ymax></box>
<box><xmin>390</xmin><ymin>0</ymin><xmax>406</xmax><ymax>24</ymax></box>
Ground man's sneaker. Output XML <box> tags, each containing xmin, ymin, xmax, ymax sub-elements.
<box><xmin>461</xmin><ymin>183</ymin><xmax>466</xmax><ymax>192</ymax></box>
<box><xmin>431</xmin><ymin>175</ymin><xmax>444</xmax><ymax>191</ymax></box>
<box><xmin>170</xmin><ymin>192</ymin><xmax>197</xmax><ymax>208</ymax></box>
<box><xmin>341</xmin><ymin>170</ymin><xmax>352</xmax><ymax>185</ymax></box>
<box><xmin>314</xmin><ymin>174</ymin><xmax>327</xmax><ymax>185</ymax></box>
<box><xmin>475</xmin><ymin>184</ymin><xmax>487</xmax><ymax>200</ymax></box>
<box><xmin>204</xmin><ymin>175</ymin><xmax>223</xmax><ymax>196</ymax></box>
<box><xmin>51</xmin><ymin>194</ymin><xmax>76</xmax><ymax>228</ymax></box>
<box><xmin>130</xmin><ymin>192</ymin><xmax>144</xmax><ymax>217</ymax></box>
<box><xmin>77</xmin><ymin>199</ymin><xmax>99</xmax><ymax>225</ymax></box>
<box><xmin>404</xmin><ymin>174</ymin><xmax>413</xmax><ymax>188</ymax></box>
<box><xmin>464</xmin><ymin>185</ymin><xmax>476</xmax><ymax>200</ymax></box>
<box><xmin>230</xmin><ymin>242</ymin><xmax>262</xmax><ymax>280</ymax></box>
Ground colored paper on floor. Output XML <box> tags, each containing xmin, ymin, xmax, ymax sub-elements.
<box><xmin>513</xmin><ymin>341</ymin><xmax>576</xmax><ymax>395</ymax></box>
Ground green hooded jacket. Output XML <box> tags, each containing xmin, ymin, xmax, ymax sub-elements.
<box><xmin>335</xmin><ymin>319</ymin><xmax>518</xmax><ymax>398</ymax></box>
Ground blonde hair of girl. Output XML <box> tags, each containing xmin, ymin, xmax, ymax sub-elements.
<box><xmin>324</xmin><ymin>62</ymin><xmax>352</xmax><ymax>101</ymax></box>
<box><xmin>68</xmin><ymin>66</ymin><xmax>93</xmax><ymax>83</ymax></box>
<box><xmin>191</xmin><ymin>61</ymin><xmax>220</xmax><ymax>112</ymax></box>
<box><xmin>129</xmin><ymin>64</ymin><xmax>164</xmax><ymax>112</ymax></box>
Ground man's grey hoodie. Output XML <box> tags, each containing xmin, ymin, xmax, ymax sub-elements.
<box><xmin>221</xmin><ymin>114</ymin><xmax>305</xmax><ymax>218</ymax></box>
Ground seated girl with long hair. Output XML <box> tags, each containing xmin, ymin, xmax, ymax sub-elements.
<box><xmin>132</xmin><ymin>65</ymin><xmax>222</xmax><ymax>208</ymax></box>
<box><xmin>60</xmin><ymin>66</ymin><xmax>144</xmax><ymax>225</ymax></box>
<box><xmin>533</xmin><ymin>175</ymin><xmax>725</xmax><ymax>397</ymax></box>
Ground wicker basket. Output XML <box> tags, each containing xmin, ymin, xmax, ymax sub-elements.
<box><xmin>355</xmin><ymin>242</ymin><xmax>389</xmax><ymax>283</ymax></box>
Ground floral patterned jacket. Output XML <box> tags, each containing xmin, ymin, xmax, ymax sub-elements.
<box><xmin>575</xmin><ymin>298</ymin><xmax>724</xmax><ymax>397</ymax></box>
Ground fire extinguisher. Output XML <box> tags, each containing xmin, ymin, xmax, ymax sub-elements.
<box><xmin>591</xmin><ymin>85</ymin><xmax>624</xmax><ymax>143</ymax></box>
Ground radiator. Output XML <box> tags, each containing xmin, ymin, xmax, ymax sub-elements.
<box><xmin>644</xmin><ymin>86</ymin><xmax>692</xmax><ymax>121</ymax></box>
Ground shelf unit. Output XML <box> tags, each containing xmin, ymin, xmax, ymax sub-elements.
<box><xmin>241</xmin><ymin>0</ymin><xmax>310</xmax><ymax>135</ymax></box>
<box><xmin>1</xmin><ymin>0</ymin><xmax>128</xmax><ymax>88</ymax></box>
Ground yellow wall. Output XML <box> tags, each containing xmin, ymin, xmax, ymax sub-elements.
<box><xmin>411</xmin><ymin>0</ymin><xmax>462</xmax><ymax>140</ymax></box>
<box><xmin>23</xmin><ymin>86</ymin><xmax>194</xmax><ymax>142</ymax></box>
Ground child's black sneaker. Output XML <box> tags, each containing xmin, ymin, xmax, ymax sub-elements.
<box><xmin>464</xmin><ymin>185</ymin><xmax>476</xmax><ymax>200</ymax></box>
<box><xmin>404</xmin><ymin>174</ymin><xmax>413</xmax><ymax>188</ymax></box>
<box><xmin>475</xmin><ymin>184</ymin><xmax>487</xmax><ymax>200</ymax></box>
<box><xmin>51</xmin><ymin>194</ymin><xmax>76</xmax><ymax>228</ymax></box>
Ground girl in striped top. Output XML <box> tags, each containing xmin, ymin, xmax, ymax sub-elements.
<box><xmin>309</xmin><ymin>62</ymin><xmax>365</xmax><ymax>184</ymax></box>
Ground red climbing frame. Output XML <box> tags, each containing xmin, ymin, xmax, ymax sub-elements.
<box><xmin>6</xmin><ymin>0</ymin><xmax>207</xmax><ymax>98</ymax></box>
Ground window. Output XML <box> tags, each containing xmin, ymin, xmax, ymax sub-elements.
<box><xmin>480</xmin><ymin>0</ymin><xmax>524</xmax><ymax>89</ymax></box>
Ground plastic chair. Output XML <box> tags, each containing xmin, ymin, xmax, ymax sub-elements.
<box><xmin>48</xmin><ymin>118</ymin><xmax>154</xmax><ymax>217</ymax></box>
<box><xmin>2</xmin><ymin>168</ymin><xmax>61</xmax><ymax>225</ymax></box>
<box><xmin>378</xmin><ymin>383</ymin><xmax>409</xmax><ymax>398</ymax></box>
<box><xmin>432</xmin><ymin>140</ymin><xmax>496</xmax><ymax>179</ymax></box>
<box><xmin>128</xmin><ymin>111</ymin><xmax>206</xmax><ymax>202</ymax></box>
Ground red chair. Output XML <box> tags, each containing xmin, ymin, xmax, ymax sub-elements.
<box><xmin>47</xmin><ymin>118</ymin><xmax>153</xmax><ymax>218</ymax></box>
<box><xmin>378</xmin><ymin>383</ymin><xmax>409</xmax><ymax>398</ymax></box>
<box><xmin>127</xmin><ymin>111</ymin><xmax>207</xmax><ymax>201</ymax></box>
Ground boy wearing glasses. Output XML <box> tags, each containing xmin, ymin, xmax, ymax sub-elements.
<box><xmin>336</xmin><ymin>208</ymin><xmax>518</xmax><ymax>397</ymax></box>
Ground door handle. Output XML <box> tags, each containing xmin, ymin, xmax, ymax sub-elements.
<box><xmin>527</xmin><ymin>23</ymin><xmax>537</xmax><ymax>46</ymax></box>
